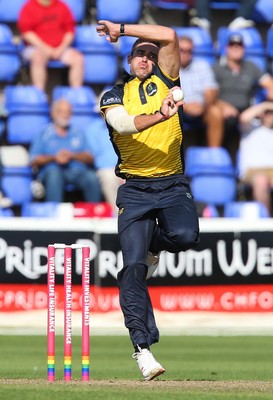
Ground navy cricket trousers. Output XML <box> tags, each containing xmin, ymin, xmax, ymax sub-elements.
<box><xmin>116</xmin><ymin>174</ymin><xmax>200</xmax><ymax>348</ymax></box>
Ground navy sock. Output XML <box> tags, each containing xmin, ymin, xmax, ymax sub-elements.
<box><xmin>134</xmin><ymin>343</ymin><xmax>149</xmax><ymax>353</ymax></box>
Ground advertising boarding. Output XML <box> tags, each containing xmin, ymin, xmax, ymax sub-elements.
<box><xmin>0</xmin><ymin>218</ymin><xmax>272</xmax><ymax>313</ymax></box>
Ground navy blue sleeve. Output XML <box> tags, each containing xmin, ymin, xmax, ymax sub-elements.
<box><xmin>100</xmin><ymin>84</ymin><xmax>124</xmax><ymax>113</ymax></box>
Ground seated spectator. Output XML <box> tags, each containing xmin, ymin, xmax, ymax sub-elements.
<box><xmin>85</xmin><ymin>116</ymin><xmax>124</xmax><ymax>215</ymax></box>
<box><xmin>29</xmin><ymin>99</ymin><xmax>101</xmax><ymax>203</ymax></box>
<box><xmin>239</xmin><ymin>101</ymin><xmax>273</xmax><ymax>216</ymax></box>
<box><xmin>18</xmin><ymin>0</ymin><xmax>84</xmax><ymax>91</ymax></box>
<box><xmin>190</xmin><ymin>0</ymin><xmax>257</xmax><ymax>31</ymax></box>
<box><xmin>179</xmin><ymin>35</ymin><xmax>223</xmax><ymax>147</ymax></box>
<box><xmin>213</xmin><ymin>33</ymin><xmax>273</xmax><ymax>161</ymax></box>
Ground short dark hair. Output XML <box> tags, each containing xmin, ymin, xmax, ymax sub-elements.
<box><xmin>131</xmin><ymin>38</ymin><xmax>160</xmax><ymax>55</ymax></box>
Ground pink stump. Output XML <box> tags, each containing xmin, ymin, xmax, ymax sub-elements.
<box><xmin>64</xmin><ymin>246</ymin><xmax>72</xmax><ymax>381</ymax></box>
<box><xmin>47</xmin><ymin>245</ymin><xmax>56</xmax><ymax>381</ymax></box>
<box><xmin>81</xmin><ymin>246</ymin><xmax>90</xmax><ymax>381</ymax></box>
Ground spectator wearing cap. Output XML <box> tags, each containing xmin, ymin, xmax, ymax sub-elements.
<box><xmin>213</xmin><ymin>33</ymin><xmax>273</xmax><ymax>161</ymax></box>
<box><xmin>238</xmin><ymin>101</ymin><xmax>273</xmax><ymax>215</ymax></box>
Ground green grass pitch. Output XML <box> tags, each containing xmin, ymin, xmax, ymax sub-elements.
<box><xmin>0</xmin><ymin>335</ymin><xmax>273</xmax><ymax>399</ymax></box>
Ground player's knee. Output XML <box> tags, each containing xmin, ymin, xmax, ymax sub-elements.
<box><xmin>168</xmin><ymin>227</ymin><xmax>199</xmax><ymax>252</ymax></box>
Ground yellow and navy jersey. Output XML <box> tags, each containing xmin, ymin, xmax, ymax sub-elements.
<box><xmin>100</xmin><ymin>65</ymin><xmax>184</xmax><ymax>179</ymax></box>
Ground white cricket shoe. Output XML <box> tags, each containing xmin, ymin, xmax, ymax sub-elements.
<box><xmin>146</xmin><ymin>251</ymin><xmax>160</xmax><ymax>279</ymax></box>
<box><xmin>132</xmin><ymin>348</ymin><xmax>165</xmax><ymax>381</ymax></box>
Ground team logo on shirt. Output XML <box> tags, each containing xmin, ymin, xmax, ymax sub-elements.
<box><xmin>146</xmin><ymin>82</ymin><xmax>157</xmax><ymax>96</ymax></box>
<box><xmin>102</xmin><ymin>96</ymin><xmax>122</xmax><ymax>106</ymax></box>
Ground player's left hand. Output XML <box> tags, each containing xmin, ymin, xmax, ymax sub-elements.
<box><xmin>160</xmin><ymin>87</ymin><xmax>184</xmax><ymax>119</ymax></box>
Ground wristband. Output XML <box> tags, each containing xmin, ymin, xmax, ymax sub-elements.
<box><xmin>120</xmin><ymin>23</ymin><xmax>125</xmax><ymax>36</ymax></box>
<box><xmin>159</xmin><ymin>107</ymin><xmax>169</xmax><ymax>120</ymax></box>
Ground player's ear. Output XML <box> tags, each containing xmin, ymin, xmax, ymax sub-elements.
<box><xmin>127</xmin><ymin>54</ymin><xmax>132</xmax><ymax>65</ymax></box>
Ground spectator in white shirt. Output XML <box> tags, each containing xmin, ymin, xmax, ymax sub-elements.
<box><xmin>239</xmin><ymin>101</ymin><xmax>273</xmax><ymax>215</ymax></box>
<box><xmin>179</xmin><ymin>35</ymin><xmax>224</xmax><ymax>147</ymax></box>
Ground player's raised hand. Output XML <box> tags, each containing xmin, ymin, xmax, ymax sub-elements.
<box><xmin>96</xmin><ymin>20</ymin><xmax>120</xmax><ymax>43</ymax></box>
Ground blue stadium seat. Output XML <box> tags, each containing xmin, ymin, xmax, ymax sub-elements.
<box><xmin>242</xmin><ymin>54</ymin><xmax>266</xmax><ymax>72</ymax></box>
<box><xmin>0</xmin><ymin>24</ymin><xmax>21</xmax><ymax>82</ymax></box>
<box><xmin>210</xmin><ymin>1</ymin><xmax>240</xmax><ymax>9</ymax></box>
<box><xmin>146</xmin><ymin>0</ymin><xmax>191</xmax><ymax>10</ymax></box>
<box><xmin>173</xmin><ymin>26</ymin><xmax>215</xmax><ymax>64</ymax></box>
<box><xmin>62</xmin><ymin>0</ymin><xmax>86</xmax><ymax>23</ymax></box>
<box><xmin>252</xmin><ymin>0</ymin><xmax>273</xmax><ymax>24</ymax></box>
<box><xmin>47</xmin><ymin>60</ymin><xmax>67</xmax><ymax>69</ymax></box>
<box><xmin>74</xmin><ymin>25</ymin><xmax>119</xmax><ymax>85</ymax></box>
<box><xmin>0</xmin><ymin>208</ymin><xmax>14</xmax><ymax>217</ymax></box>
<box><xmin>97</xmin><ymin>0</ymin><xmax>142</xmax><ymax>23</ymax></box>
<box><xmin>253</xmin><ymin>87</ymin><xmax>267</xmax><ymax>104</ymax></box>
<box><xmin>6</xmin><ymin>114</ymin><xmax>50</xmax><ymax>144</ymax></box>
<box><xmin>52</xmin><ymin>86</ymin><xmax>96</xmax><ymax>112</ymax></box>
<box><xmin>185</xmin><ymin>146</ymin><xmax>235</xmax><ymax>177</ymax></box>
<box><xmin>0</xmin><ymin>0</ymin><xmax>26</xmax><ymax>22</ymax></box>
<box><xmin>224</xmin><ymin>201</ymin><xmax>270</xmax><ymax>218</ymax></box>
<box><xmin>190</xmin><ymin>174</ymin><xmax>237</xmax><ymax>205</ymax></box>
<box><xmin>2</xmin><ymin>166</ymin><xmax>33</xmax><ymax>205</ymax></box>
<box><xmin>52</xmin><ymin>86</ymin><xmax>97</xmax><ymax>129</ymax></box>
<box><xmin>21</xmin><ymin>202</ymin><xmax>59</xmax><ymax>218</ymax></box>
<box><xmin>185</xmin><ymin>147</ymin><xmax>237</xmax><ymax>206</ymax></box>
<box><xmin>4</xmin><ymin>85</ymin><xmax>50</xmax><ymax>144</ymax></box>
<box><xmin>4</xmin><ymin>85</ymin><xmax>49</xmax><ymax>112</ymax></box>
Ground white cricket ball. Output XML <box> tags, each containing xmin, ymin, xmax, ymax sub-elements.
<box><xmin>172</xmin><ymin>88</ymin><xmax>184</xmax><ymax>102</ymax></box>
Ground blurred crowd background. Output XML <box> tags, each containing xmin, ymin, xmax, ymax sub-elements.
<box><xmin>0</xmin><ymin>0</ymin><xmax>273</xmax><ymax>219</ymax></box>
